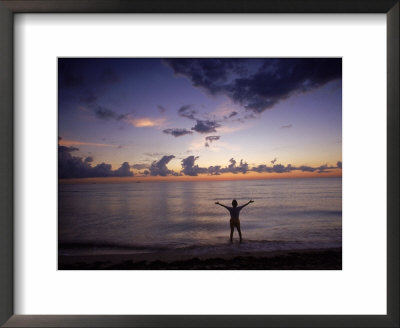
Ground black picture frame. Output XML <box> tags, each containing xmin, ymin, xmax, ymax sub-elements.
<box><xmin>0</xmin><ymin>0</ymin><xmax>398</xmax><ymax>327</ymax></box>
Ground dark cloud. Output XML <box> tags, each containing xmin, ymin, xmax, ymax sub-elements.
<box><xmin>251</xmin><ymin>161</ymin><xmax>342</xmax><ymax>174</ymax></box>
<box><xmin>58</xmin><ymin>144</ymin><xmax>133</xmax><ymax>179</ymax></box>
<box><xmin>155</xmin><ymin>156</ymin><xmax>342</xmax><ymax>177</ymax></box>
<box><xmin>252</xmin><ymin>164</ymin><xmax>269</xmax><ymax>173</ymax></box>
<box><xmin>94</xmin><ymin>106</ymin><xmax>119</xmax><ymax>120</ymax></box>
<box><xmin>178</xmin><ymin>104</ymin><xmax>197</xmax><ymax>120</ymax></box>
<box><xmin>180</xmin><ymin>158</ymin><xmax>250</xmax><ymax>175</ymax></box>
<box><xmin>207</xmin><ymin>165</ymin><xmax>222</xmax><ymax>175</ymax></box>
<box><xmin>158</xmin><ymin>105</ymin><xmax>167</xmax><ymax>113</ymax></box>
<box><xmin>227</xmin><ymin>158</ymin><xmax>236</xmax><ymax>169</ymax></box>
<box><xmin>89</xmin><ymin>163</ymin><xmax>112</xmax><ymax>177</ymax></box>
<box><xmin>176</xmin><ymin>104</ymin><xmax>222</xmax><ymax>136</ymax></box>
<box><xmin>272</xmin><ymin>164</ymin><xmax>293</xmax><ymax>173</ymax></box>
<box><xmin>165</xmin><ymin>58</ymin><xmax>341</xmax><ymax>113</ymax></box>
<box><xmin>149</xmin><ymin>155</ymin><xmax>176</xmax><ymax>176</ymax></box>
<box><xmin>220</xmin><ymin>158</ymin><xmax>249</xmax><ymax>174</ymax></box>
<box><xmin>205</xmin><ymin>136</ymin><xmax>220</xmax><ymax>142</ymax></box>
<box><xmin>181</xmin><ymin>156</ymin><xmax>207</xmax><ymax>176</ymax></box>
<box><xmin>115</xmin><ymin>113</ymin><xmax>129</xmax><ymax>121</ymax></box>
<box><xmin>163</xmin><ymin>128</ymin><xmax>193</xmax><ymax>137</ymax></box>
<box><xmin>192</xmin><ymin>120</ymin><xmax>221</xmax><ymax>134</ymax></box>
<box><xmin>228</xmin><ymin>111</ymin><xmax>238</xmax><ymax>118</ymax></box>
<box><xmin>190</xmin><ymin>158</ymin><xmax>250</xmax><ymax>174</ymax></box>
<box><xmin>84</xmin><ymin>156</ymin><xmax>94</xmax><ymax>164</ymax></box>
<box><xmin>281</xmin><ymin>124</ymin><xmax>293</xmax><ymax>129</ymax></box>
<box><xmin>132</xmin><ymin>164</ymin><xmax>149</xmax><ymax>170</ymax></box>
<box><xmin>297</xmin><ymin>165</ymin><xmax>316</xmax><ymax>172</ymax></box>
<box><xmin>59</xmin><ymin>145</ymin><xmax>79</xmax><ymax>153</ymax></box>
<box><xmin>164</xmin><ymin>58</ymin><xmax>246</xmax><ymax>94</ymax></box>
<box><xmin>251</xmin><ymin>163</ymin><xmax>292</xmax><ymax>173</ymax></box>
<box><xmin>140</xmin><ymin>154</ymin><xmax>342</xmax><ymax>177</ymax></box>
<box><xmin>205</xmin><ymin>135</ymin><xmax>220</xmax><ymax>147</ymax></box>
<box><xmin>317</xmin><ymin>164</ymin><xmax>330</xmax><ymax>173</ymax></box>
<box><xmin>94</xmin><ymin>105</ymin><xmax>127</xmax><ymax>121</ymax></box>
<box><xmin>114</xmin><ymin>162</ymin><xmax>132</xmax><ymax>177</ymax></box>
<box><xmin>178</xmin><ymin>157</ymin><xmax>249</xmax><ymax>176</ymax></box>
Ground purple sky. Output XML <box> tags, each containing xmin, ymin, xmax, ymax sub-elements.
<box><xmin>58</xmin><ymin>58</ymin><xmax>342</xmax><ymax>179</ymax></box>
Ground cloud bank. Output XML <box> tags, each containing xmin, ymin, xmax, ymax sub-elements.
<box><xmin>165</xmin><ymin>58</ymin><xmax>341</xmax><ymax>113</ymax></box>
<box><xmin>181</xmin><ymin>156</ymin><xmax>208</xmax><ymax>176</ymax></box>
<box><xmin>132</xmin><ymin>155</ymin><xmax>342</xmax><ymax>178</ymax></box>
<box><xmin>58</xmin><ymin>144</ymin><xmax>134</xmax><ymax>179</ymax></box>
<box><xmin>149</xmin><ymin>155</ymin><xmax>177</xmax><ymax>176</ymax></box>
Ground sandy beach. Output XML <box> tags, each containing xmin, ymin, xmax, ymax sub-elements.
<box><xmin>58</xmin><ymin>247</ymin><xmax>341</xmax><ymax>270</ymax></box>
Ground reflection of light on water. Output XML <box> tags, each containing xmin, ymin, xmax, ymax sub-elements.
<box><xmin>59</xmin><ymin>178</ymin><xmax>342</xmax><ymax>256</ymax></box>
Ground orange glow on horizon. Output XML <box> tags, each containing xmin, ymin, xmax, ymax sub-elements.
<box><xmin>59</xmin><ymin>139</ymin><xmax>119</xmax><ymax>148</ymax></box>
<box><xmin>59</xmin><ymin>169</ymin><xmax>342</xmax><ymax>184</ymax></box>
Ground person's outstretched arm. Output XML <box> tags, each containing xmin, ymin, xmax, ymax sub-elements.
<box><xmin>215</xmin><ymin>201</ymin><xmax>229</xmax><ymax>209</ymax></box>
<box><xmin>239</xmin><ymin>200</ymin><xmax>254</xmax><ymax>209</ymax></box>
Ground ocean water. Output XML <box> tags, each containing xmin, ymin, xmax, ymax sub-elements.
<box><xmin>58</xmin><ymin>177</ymin><xmax>342</xmax><ymax>257</ymax></box>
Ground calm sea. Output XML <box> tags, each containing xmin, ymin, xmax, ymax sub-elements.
<box><xmin>58</xmin><ymin>177</ymin><xmax>342</xmax><ymax>257</ymax></box>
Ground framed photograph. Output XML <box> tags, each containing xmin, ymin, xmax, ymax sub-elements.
<box><xmin>0</xmin><ymin>0</ymin><xmax>398</xmax><ymax>327</ymax></box>
<box><xmin>57</xmin><ymin>57</ymin><xmax>343</xmax><ymax>271</ymax></box>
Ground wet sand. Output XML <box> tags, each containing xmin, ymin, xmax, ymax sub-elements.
<box><xmin>58</xmin><ymin>247</ymin><xmax>342</xmax><ymax>270</ymax></box>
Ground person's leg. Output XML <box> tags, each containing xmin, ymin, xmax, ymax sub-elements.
<box><xmin>230</xmin><ymin>220</ymin><xmax>234</xmax><ymax>243</ymax></box>
<box><xmin>236</xmin><ymin>221</ymin><xmax>242</xmax><ymax>243</ymax></box>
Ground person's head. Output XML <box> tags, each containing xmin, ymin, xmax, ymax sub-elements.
<box><xmin>232</xmin><ymin>199</ymin><xmax>238</xmax><ymax>207</ymax></box>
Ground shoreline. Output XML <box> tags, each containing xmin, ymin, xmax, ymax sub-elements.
<box><xmin>58</xmin><ymin>247</ymin><xmax>342</xmax><ymax>270</ymax></box>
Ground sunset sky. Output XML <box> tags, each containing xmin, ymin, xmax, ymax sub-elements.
<box><xmin>58</xmin><ymin>58</ymin><xmax>342</xmax><ymax>181</ymax></box>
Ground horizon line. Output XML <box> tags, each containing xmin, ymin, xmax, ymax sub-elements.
<box><xmin>59</xmin><ymin>172</ymin><xmax>342</xmax><ymax>184</ymax></box>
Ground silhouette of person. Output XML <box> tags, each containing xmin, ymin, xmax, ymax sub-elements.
<box><xmin>215</xmin><ymin>199</ymin><xmax>254</xmax><ymax>243</ymax></box>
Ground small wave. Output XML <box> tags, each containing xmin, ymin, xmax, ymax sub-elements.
<box><xmin>58</xmin><ymin>241</ymin><xmax>169</xmax><ymax>252</ymax></box>
<box><xmin>58</xmin><ymin>238</ymin><xmax>337</xmax><ymax>257</ymax></box>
